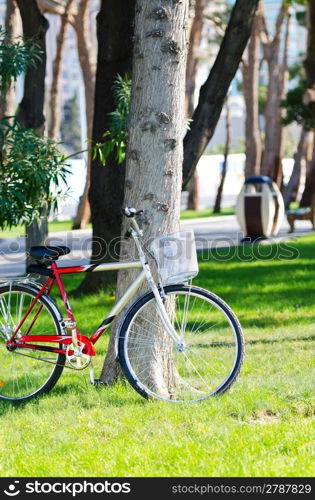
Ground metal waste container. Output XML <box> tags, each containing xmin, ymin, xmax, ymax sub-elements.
<box><xmin>235</xmin><ymin>176</ymin><xmax>284</xmax><ymax>240</ymax></box>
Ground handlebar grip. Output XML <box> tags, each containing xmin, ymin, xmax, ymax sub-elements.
<box><xmin>122</xmin><ymin>207</ymin><xmax>144</xmax><ymax>218</ymax></box>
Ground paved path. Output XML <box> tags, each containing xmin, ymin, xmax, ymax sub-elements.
<box><xmin>0</xmin><ymin>216</ymin><xmax>312</xmax><ymax>277</ymax></box>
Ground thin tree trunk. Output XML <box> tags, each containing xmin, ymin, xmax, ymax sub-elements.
<box><xmin>213</xmin><ymin>96</ymin><xmax>231</xmax><ymax>213</ymax></box>
<box><xmin>303</xmin><ymin>0</ymin><xmax>315</xmax><ymax>119</ymax></box>
<box><xmin>25</xmin><ymin>212</ymin><xmax>48</xmax><ymax>263</ymax></box>
<box><xmin>185</xmin><ymin>0</ymin><xmax>205</xmax><ymax>211</ymax></box>
<box><xmin>100</xmin><ymin>0</ymin><xmax>189</xmax><ymax>387</ymax></box>
<box><xmin>299</xmin><ymin>2</ymin><xmax>315</xmax><ymax>204</ymax></box>
<box><xmin>37</xmin><ymin>0</ymin><xmax>64</xmax><ymax>16</ymax></box>
<box><xmin>242</xmin><ymin>10</ymin><xmax>262</xmax><ymax>178</ymax></box>
<box><xmin>16</xmin><ymin>0</ymin><xmax>48</xmax><ymax>132</ymax></box>
<box><xmin>77</xmin><ymin>0</ymin><xmax>136</xmax><ymax>294</ymax></box>
<box><xmin>300</xmin><ymin>138</ymin><xmax>315</xmax><ymax>207</ymax></box>
<box><xmin>16</xmin><ymin>0</ymin><xmax>49</xmax><ymax>260</ymax></box>
<box><xmin>182</xmin><ymin>0</ymin><xmax>260</xmax><ymax>186</ymax></box>
<box><xmin>72</xmin><ymin>0</ymin><xmax>96</xmax><ymax>230</ymax></box>
<box><xmin>48</xmin><ymin>0</ymin><xmax>75</xmax><ymax>140</ymax></box>
<box><xmin>0</xmin><ymin>0</ymin><xmax>19</xmax><ymax>119</ymax></box>
<box><xmin>284</xmin><ymin>128</ymin><xmax>310</xmax><ymax>208</ymax></box>
<box><xmin>185</xmin><ymin>0</ymin><xmax>205</xmax><ymax>118</ymax></box>
<box><xmin>187</xmin><ymin>170</ymin><xmax>199</xmax><ymax>210</ymax></box>
<box><xmin>260</xmin><ymin>2</ymin><xmax>291</xmax><ymax>185</ymax></box>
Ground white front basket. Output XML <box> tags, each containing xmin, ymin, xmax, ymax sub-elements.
<box><xmin>150</xmin><ymin>229</ymin><xmax>199</xmax><ymax>286</ymax></box>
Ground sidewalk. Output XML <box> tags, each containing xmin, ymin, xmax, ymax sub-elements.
<box><xmin>0</xmin><ymin>215</ymin><xmax>312</xmax><ymax>277</ymax></box>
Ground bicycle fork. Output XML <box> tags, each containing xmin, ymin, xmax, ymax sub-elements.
<box><xmin>131</xmin><ymin>228</ymin><xmax>181</xmax><ymax>346</ymax></box>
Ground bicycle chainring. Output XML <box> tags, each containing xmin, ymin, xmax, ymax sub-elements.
<box><xmin>66</xmin><ymin>341</ymin><xmax>91</xmax><ymax>370</ymax></box>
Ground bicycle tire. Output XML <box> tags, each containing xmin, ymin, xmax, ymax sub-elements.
<box><xmin>0</xmin><ymin>284</ymin><xmax>65</xmax><ymax>401</ymax></box>
<box><xmin>118</xmin><ymin>284</ymin><xmax>244</xmax><ymax>403</ymax></box>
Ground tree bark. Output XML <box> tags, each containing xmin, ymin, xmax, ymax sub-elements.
<box><xmin>16</xmin><ymin>0</ymin><xmax>48</xmax><ymax>132</ymax></box>
<box><xmin>260</xmin><ymin>2</ymin><xmax>291</xmax><ymax>185</ymax></box>
<box><xmin>242</xmin><ymin>10</ymin><xmax>262</xmax><ymax>178</ymax></box>
<box><xmin>187</xmin><ymin>170</ymin><xmax>199</xmax><ymax>210</ymax></box>
<box><xmin>25</xmin><ymin>212</ymin><xmax>48</xmax><ymax>263</ymax></box>
<box><xmin>0</xmin><ymin>0</ymin><xmax>19</xmax><ymax>119</ymax></box>
<box><xmin>37</xmin><ymin>0</ymin><xmax>65</xmax><ymax>16</ymax></box>
<box><xmin>303</xmin><ymin>0</ymin><xmax>315</xmax><ymax>119</ymax></box>
<box><xmin>185</xmin><ymin>0</ymin><xmax>205</xmax><ymax>211</ymax></box>
<box><xmin>300</xmin><ymin>138</ymin><xmax>315</xmax><ymax>207</ymax></box>
<box><xmin>77</xmin><ymin>0</ymin><xmax>136</xmax><ymax>294</ymax></box>
<box><xmin>284</xmin><ymin>128</ymin><xmax>310</xmax><ymax>208</ymax></box>
<box><xmin>48</xmin><ymin>0</ymin><xmax>75</xmax><ymax>140</ymax></box>
<box><xmin>213</xmin><ymin>96</ymin><xmax>231</xmax><ymax>213</ymax></box>
<box><xmin>100</xmin><ymin>0</ymin><xmax>189</xmax><ymax>387</ymax></box>
<box><xmin>16</xmin><ymin>0</ymin><xmax>49</xmax><ymax>258</ymax></box>
<box><xmin>72</xmin><ymin>0</ymin><xmax>96</xmax><ymax>230</ymax></box>
<box><xmin>182</xmin><ymin>0</ymin><xmax>260</xmax><ymax>186</ymax></box>
<box><xmin>185</xmin><ymin>0</ymin><xmax>205</xmax><ymax>118</ymax></box>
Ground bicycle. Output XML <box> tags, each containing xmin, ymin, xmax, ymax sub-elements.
<box><xmin>0</xmin><ymin>207</ymin><xmax>244</xmax><ymax>403</ymax></box>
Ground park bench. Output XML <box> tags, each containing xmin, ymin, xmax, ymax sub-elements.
<box><xmin>286</xmin><ymin>196</ymin><xmax>315</xmax><ymax>233</ymax></box>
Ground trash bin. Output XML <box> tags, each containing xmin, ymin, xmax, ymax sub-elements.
<box><xmin>235</xmin><ymin>176</ymin><xmax>284</xmax><ymax>240</ymax></box>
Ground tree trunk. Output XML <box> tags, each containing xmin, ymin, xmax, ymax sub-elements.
<box><xmin>185</xmin><ymin>0</ymin><xmax>205</xmax><ymax>118</ymax></box>
<box><xmin>0</xmin><ymin>0</ymin><xmax>19</xmax><ymax>119</ymax></box>
<box><xmin>37</xmin><ymin>0</ymin><xmax>64</xmax><ymax>16</ymax></box>
<box><xmin>284</xmin><ymin>128</ymin><xmax>310</xmax><ymax>208</ymax></box>
<box><xmin>213</xmin><ymin>96</ymin><xmax>231</xmax><ymax>213</ymax></box>
<box><xmin>100</xmin><ymin>0</ymin><xmax>189</xmax><ymax>387</ymax></box>
<box><xmin>303</xmin><ymin>0</ymin><xmax>315</xmax><ymax>119</ymax></box>
<box><xmin>242</xmin><ymin>11</ymin><xmax>262</xmax><ymax>178</ymax></box>
<box><xmin>77</xmin><ymin>0</ymin><xmax>136</xmax><ymax>294</ymax></box>
<box><xmin>16</xmin><ymin>0</ymin><xmax>49</xmax><ymax>259</ymax></box>
<box><xmin>16</xmin><ymin>0</ymin><xmax>48</xmax><ymax>132</ymax></box>
<box><xmin>48</xmin><ymin>0</ymin><xmax>75</xmax><ymax>140</ymax></box>
<box><xmin>187</xmin><ymin>170</ymin><xmax>199</xmax><ymax>210</ymax></box>
<box><xmin>260</xmin><ymin>3</ymin><xmax>291</xmax><ymax>185</ymax></box>
<box><xmin>300</xmin><ymin>139</ymin><xmax>315</xmax><ymax>207</ymax></box>
<box><xmin>72</xmin><ymin>0</ymin><xmax>96</xmax><ymax>230</ymax></box>
<box><xmin>25</xmin><ymin>213</ymin><xmax>48</xmax><ymax>265</ymax></box>
<box><xmin>185</xmin><ymin>0</ymin><xmax>205</xmax><ymax>211</ymax></box>
<box><xmin>182</xmin><ymin>0</ymin><xmax>260</xmax><ymax>186</ymax></box>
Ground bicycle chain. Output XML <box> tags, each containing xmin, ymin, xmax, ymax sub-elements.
<box><xmin>12</xmin><ymin>349</ymin><xmax>82</xmax><ymax>370</ymax></box>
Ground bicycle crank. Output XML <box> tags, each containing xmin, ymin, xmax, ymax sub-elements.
<box><xmin>66</xmin><ymin>340</ymin><xmax>91</xmax><ymax>370</ymax></box>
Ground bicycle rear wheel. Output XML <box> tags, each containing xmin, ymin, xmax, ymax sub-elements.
<box><xmin>0</xmin><ymin>284</ymin><xmax>65</xmax><ymax>401</ymax></box>
<box><xmin>118</xmin><ymin>285</ymin><xmax>244</xmax><ymax>403</ymax></box>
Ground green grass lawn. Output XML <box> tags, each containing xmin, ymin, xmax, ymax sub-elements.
<box><xmin>0</xmin><ymin>209</ymin><xmax>234</xmax><ymax>238</ymax></box>
<box><xmin>180</xmin><ymin>206</ymin><xmax>234</xmax><ymax>220</ymax></box>
<box><xmin>0</xmin><ymin>236</ymin><xmax>314</xmax><ymax>477</ymax></box>
<box><xmin>0</xmin><ymin>220</ymin><xmax>92</xmax><ymax>240</ymax></box>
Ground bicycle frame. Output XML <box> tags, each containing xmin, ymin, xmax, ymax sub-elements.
<box><xmin>6</xmin><ymin>221</ymin><xmax>181</xmax><ymax>359</ymax></box>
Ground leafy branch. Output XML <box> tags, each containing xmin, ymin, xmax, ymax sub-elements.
<box><xmin>0</xmin><ymin>26</ymin><xmax>43</xmax><ymax>94</ymax></box>
<box><xmin>92</xmin><ymin>74</ymin><xmax>131</xmax><ymax>165</ymax></box>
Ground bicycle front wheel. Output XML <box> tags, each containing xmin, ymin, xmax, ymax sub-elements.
<box><xmin>118</xmin><ymin>285</ymin><xmax>244</xmax><ymax>403</ymax></box>
<box><xmin>0</xmin><ymin>284</ymin><xmax>65</xmax><ymax>402</ymax></box>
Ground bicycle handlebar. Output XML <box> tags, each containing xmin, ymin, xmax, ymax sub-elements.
<box><xmin>122</xmin><ymin>207</ymin><xmax>144</xmax><ymax>218</ymax></box>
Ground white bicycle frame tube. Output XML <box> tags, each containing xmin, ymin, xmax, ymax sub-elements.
<box><xmin>105</xmin><ymin>218</ymin><xmax>181</xmax><ymax>355</ymax></box>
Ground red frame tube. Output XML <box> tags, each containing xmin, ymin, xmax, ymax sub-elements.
<box><xmin>7</xmin><ymin>263</ymin><xmax>100</xmax><ymax>356</ymax></box>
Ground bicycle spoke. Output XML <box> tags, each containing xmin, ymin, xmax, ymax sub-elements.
<box><xmin>0</xmin><ymin>286</ymin><xmax>65</xmax><ymax>401</ymax></box>
<box><xmin>121</xmin><ymin>287</ymin><xmax>243</xmax><ymax>403</ymax></box>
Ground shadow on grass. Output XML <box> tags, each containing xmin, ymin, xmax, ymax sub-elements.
<box><xmin>245</xmin><ymin>334</ymin><xmax>315</xmax><ymax>346</ymax></box>
<box><xmin>0</xmin><ymin>381</ymin><xmax>147</xmax><ymax>416</ymax></box>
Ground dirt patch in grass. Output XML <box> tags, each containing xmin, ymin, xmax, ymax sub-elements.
<box><xmin>249</xmin><ymin>410</ymin><xmax>280</xmax><ymax>425</ymax></box>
